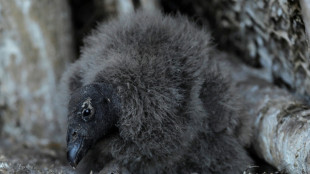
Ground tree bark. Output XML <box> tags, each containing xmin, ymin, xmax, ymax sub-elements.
<box><xmin>219</xmin><ymin>53</ymin><xmax>310</xmax><ymax>173</ymax></box>
<box><xmin>0</xmin><ymin>0</ymin><xmax>74</xmax><ymax>143</ymax></box>
<box><xmin>300</xmin><ymin>0</ymin><xmax>310</xmax><ymax>43</ymax></box>
<box><xmin>162</xmin><ymin>0</ymin><xmax>310</xmax><ymax>99</ymax></box>
<box><xmin>0</xmin><ymin>0</ymin><xmax>74</xmax><ymax>172</ymax></box>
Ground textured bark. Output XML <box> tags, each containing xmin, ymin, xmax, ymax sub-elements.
<box><xmin>0</xmin><ymin>0</ymin><xmax>74</xmax><ymax>172</ymax></box>
<box><xmin>162</xmin><ymin>0</ymin><xmax>310</xmax><ymax>99</ymax></box>
<box><xmin>202</xmin><ymin>1</ymin><xmax>310</xmax><ymax>172</ymax></box>
<box><xmin>219</xmin><ymin>54</ymin><xmax>310</xmax><ymax>173</ymax></box>
<box><xmin>0</xmin><ymin>0</ymin><xmax>74</xmax><ymax>143</ymax></box>
<box><xmin>300</xmin><ymin>0</ymin><xmax>310</xmax><ymax>43</ymax></box>
<box><xmin>209</xmin><ymin>0</ymin><xmax>310</xmax><ymax>99</ymax></box>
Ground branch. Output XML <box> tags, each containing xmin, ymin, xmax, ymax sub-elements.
<box><xmin>219</xmin><ymin>53</ymin><xmax>310</xmax><ymax>173</ymax></box>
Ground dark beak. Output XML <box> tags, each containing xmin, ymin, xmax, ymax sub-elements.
<box><xmin>67</xmin><ymin>129</ymin><xmax>93</xmax><ymax>168</ymax></box>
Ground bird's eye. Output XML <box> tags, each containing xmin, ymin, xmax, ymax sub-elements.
<box><xmin>80</xmin><ymin>98</ymin><xmax>94</xmax><ymax>121</ymax></box>
<box><xmin>81</xmin><ymin>108</ymin><xmax>94</xmax><ymax>121</ymax></box>
<box><xmin>82</xmin><ymin>109</ymin><xmax>91</xmax><ymax>117</ymax></box>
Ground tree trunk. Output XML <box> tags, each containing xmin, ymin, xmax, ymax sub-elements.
<box><xmin>0</xmin><ymin>0</ymin><xmax>75</xmax><ymax>172</ymax></box>
<box><xmin>219</xmin><ymin>53</ymin><xmax>310</xmax><ymax>173</ymax></box>
<box><xmin>0</xmin><ymin>0</ymin><xmax>74</xmax><ymax>143</ymax></box>
<box><xmin>162</xmin><ymin>0</ymin><xmax>310</xmax><ymax>99</ymax></box>
<box><xmin>300</xmin><ymin>0</ymin><xmax>310</xmax><ymax>43</ymax></box>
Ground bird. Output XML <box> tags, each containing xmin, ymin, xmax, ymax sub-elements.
<box><xmin>60</xmin><ymin>10</ymin><xmax>253</xmax><ymax>174</ymax></box>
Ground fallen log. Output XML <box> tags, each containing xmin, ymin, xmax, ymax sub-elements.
<box><xmin>219</xmin><ymin>53</ymin><xmax>310</xmax><ymax>173</ymax></box>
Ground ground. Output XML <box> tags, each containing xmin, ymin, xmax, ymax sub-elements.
<box><xmin>0</xmin><ymin>137</ymin><xmax>74</xmax><ymax>174</ymax></box>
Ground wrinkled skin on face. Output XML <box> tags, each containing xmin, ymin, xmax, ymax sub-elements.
<box><xmin>66</xmin><ymin>83</ymin><xmax>120</xmax><ymax>167</ymax></box>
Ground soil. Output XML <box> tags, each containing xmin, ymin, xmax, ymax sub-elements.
<box><xmin>0</xmin><ymin>137</ymin><xmax>75</xmax><ymax>174</ymax></box>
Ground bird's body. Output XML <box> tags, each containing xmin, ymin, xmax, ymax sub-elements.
<box><xmin>61</xmin><ymin>11</ymin><xmax>253</xmax><ymax>174</ymax></box>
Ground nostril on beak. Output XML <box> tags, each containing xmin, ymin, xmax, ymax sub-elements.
<box><xmin>72</xmin><ymin>131</ymin><xmax>78</xmax><ymax>141</ymax></box>
<box><xmin>72</xmin><ymin>131</ymin><xmax>77</xmax><ymax>136</ymax></box>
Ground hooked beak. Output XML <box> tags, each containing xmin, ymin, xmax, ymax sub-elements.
<box><xmin>67</xmin><ymin>129</ymin><xmax>93</xmax><ymax>168</ymax></box>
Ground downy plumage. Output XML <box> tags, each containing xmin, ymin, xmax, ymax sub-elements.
<box><xmin>61</xmin><ymin>11</ymin><xmax>253</xmax><ymax>174</ymax></box>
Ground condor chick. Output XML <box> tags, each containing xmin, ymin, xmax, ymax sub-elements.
<box><xmin>61</xmin><ymin>11</ymin><xmax>253</xmax><ymax>174</ymax></box>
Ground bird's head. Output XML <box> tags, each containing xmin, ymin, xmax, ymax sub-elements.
<box><xmin>66</xmin><ymin>83</ymin><xmax>120</xmax><ymax>168</ymax></box>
